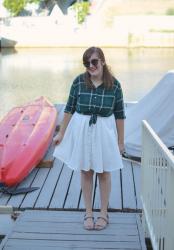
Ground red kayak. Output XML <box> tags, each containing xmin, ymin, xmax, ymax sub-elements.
<box><xmin>0</xmin><ymin>96</ymin><xmax>57</xmax><ymax>186</ymax></box>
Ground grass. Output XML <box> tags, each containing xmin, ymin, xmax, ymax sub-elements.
<box><xmin>166</xmin><ymin>8</ymin><xmax>174</xmax><ymax>15</ymax></box>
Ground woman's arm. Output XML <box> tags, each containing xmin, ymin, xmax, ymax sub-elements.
<box><xmin>53</xmin><ymin>112</ymin><xmax>72</xmax><ymax>145</ymax></box>
<box><xmin>116</xmin><ymin>119</ymin><xmax>124</xmax><ymax>154</ymax></box>
<box><xmin>53</xmin><ymin>76</ymin><xmax>79</xmax><ymax>145</ymax></box>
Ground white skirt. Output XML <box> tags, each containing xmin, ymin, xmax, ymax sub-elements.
<box><xmin>53</xmin><ymin>112</ymin><xmax>124</xmax><ymax>173</ymax></box>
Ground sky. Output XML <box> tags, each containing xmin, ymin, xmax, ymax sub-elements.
<box><xmin>0</xmin><ymin>0</ymin><xmax>10</xmax><ymax>18</ymax></box>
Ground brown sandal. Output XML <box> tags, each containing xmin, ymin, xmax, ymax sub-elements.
<box><xmin>83</xmin><ymin>214</ymin><xmax>95</xmax><ymax>230</ymax></box>
<box><xmin>94</xmin><ymin>215</ymin><xmax>109</xmax><ymax>230</ymax></box>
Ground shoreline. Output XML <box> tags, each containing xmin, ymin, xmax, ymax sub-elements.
<box><xmin>1</xmin><ymin>15</ymin><xmax>174</xmax><ymax>48</ymax></box>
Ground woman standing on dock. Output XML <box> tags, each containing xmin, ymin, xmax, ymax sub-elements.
<box><xmin>53</xmin><ymin>47</ymin><xmax>125</xmax><ymax>230</ymax></box>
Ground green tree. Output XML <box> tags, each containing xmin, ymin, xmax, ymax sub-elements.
<box><xmin>3</xmin><ymin>0</ymin><xmax>40</xmax><ymax>16</ymax></box>
<box><xmin>72</xmin><ymin>1</ymin><xmax>90</xmax><ymax>24</ymax></box>
<box><xmin>166</xmin><ymin>8</ymin><xmax>174</xmax><ymax>15</ymax></box>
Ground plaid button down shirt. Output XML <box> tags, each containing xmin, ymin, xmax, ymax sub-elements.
<box><xmin>64</xmin><ymin>74</ymin><xmax>126</xmax><ymax>125</ymax></box>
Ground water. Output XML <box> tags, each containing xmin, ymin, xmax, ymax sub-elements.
<box><xmin>0</xmin><ymin>47</ymin><xmax>174</xmax><ymax>120</ymax></box>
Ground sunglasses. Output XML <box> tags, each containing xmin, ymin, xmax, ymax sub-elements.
<box><xmin>83</xmin><ymin>58</ymin><xmax>100</xmax><ymax>68</ymax></box>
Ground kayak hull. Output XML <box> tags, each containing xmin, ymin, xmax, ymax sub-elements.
<box><xmin>0</xmin><ymin>97</ymin><xmax>57</xmax><ymax>186</ymax></box>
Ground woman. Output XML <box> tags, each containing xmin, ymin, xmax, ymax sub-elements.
<box><xmin>53</xmin><ymin>47</ymin><xmax>125</xmax><ymax>230</ymax></box>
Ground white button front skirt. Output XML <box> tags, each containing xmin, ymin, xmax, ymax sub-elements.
<box><xmin>53</xmin><ymin>112</ymin><xmax>124</xmax><ymax>173</ymax></box>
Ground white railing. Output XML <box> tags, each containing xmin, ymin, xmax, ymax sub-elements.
<box><xmin>141</xmin><ymin>120</ymin><xmax>174</xmax><ymax>250</ymax></box>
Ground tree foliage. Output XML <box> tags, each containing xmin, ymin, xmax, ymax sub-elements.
<box><xmin>166</xmin><ymin>8</ymin><xmax>174</xmax><ymax>15</ymax></box>
<box><xmin>71</xmin><ymin>1</ymin><xmax>90</xmax><ymax>24</ymax></box>
<box><xmin>3</xmin><ymin>0</ymin><xmax>40</xmax><ymax>16</ymax></box>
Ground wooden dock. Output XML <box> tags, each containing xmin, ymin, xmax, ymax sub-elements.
<box><xmin>0</xmin><ymin>103</ymin><xmax>142</xmax><ymax>212</ymax></box>
<box><xmin>0</xmin><ymin>152</ymin><xmax>141</xmax><ymax>212</ymax></box>
<box><xmin>0</xmin><ymin>210</ymin><xmax>146</xmax><ymax>250</ymax></box>
<box><xmin>0</xmin><ymin>101</ymin><xmax>146</xmax><ymax>249</ymax></box>
<box><xmin>0</xmin><ymin>103</ymin><xmax>146</xmax><ymax>249</ymax></box>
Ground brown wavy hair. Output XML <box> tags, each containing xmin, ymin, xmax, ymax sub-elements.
<box><xmin>83</xmin><ymin>47</ymin><xmax>114</xmax><ymax>89</ymax></box>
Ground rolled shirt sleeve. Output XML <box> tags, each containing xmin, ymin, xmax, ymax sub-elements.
<box><xmin>64</xmin><ymin>80</ymin><xmax>77</xmax><ymax>114</ymax></box>
<box><xmin>113</xmin><ymin>80</ymin><xmax>126</xmax><ymax>119</ymax></box>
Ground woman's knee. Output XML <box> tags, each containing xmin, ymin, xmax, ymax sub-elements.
<box><xmin>81</xmin><ymin>170</ymin><xmax>94</xmax><ymax>179</ymax></box>
<box><xmin>97</xmin><ymin>172</ymin><xmax>111</xmax><ymax>181</ymax></box>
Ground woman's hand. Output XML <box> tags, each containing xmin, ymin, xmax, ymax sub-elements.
<box><xmin>53</xmin><ymin>112</ymin><xmax>72</xmax><ymax>146</ymax></box>
<box><xmin>118</xmin><ymin>142</ymin><xmax>125</xmax><ymax>155</ymax></box>
<box><xmin>116</xmin><ymin>119</ymin><xmax>125</xmax><ymax>155</ymax></box>
<box><xmin>53</xmin><ymin>132</ymin><xmax>64</xmax><ymax>145</ymax></box>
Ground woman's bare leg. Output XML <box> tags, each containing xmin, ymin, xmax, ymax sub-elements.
<box><xmin>81</xmin><ymin>170</ymin><xmax>94</xmax><ymax>229</ymax></box>
<box><xmin>95</xmin><ymin>172</ymin><xmax>111</xmax><ymax>229</ymax></box>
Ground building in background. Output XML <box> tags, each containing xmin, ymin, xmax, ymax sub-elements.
<box><xmin>1</xmin><ymin>0</ymin><xmax>174</xmax><ymax>48</ymax></box>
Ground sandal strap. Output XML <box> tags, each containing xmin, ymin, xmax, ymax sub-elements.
<box><xmin>84</xmin><ymin>215</ymin><xmax>94</xmax><ymax>221</ymax></box>
<box><xmin>96</xmin><ymin>216</ymin><xmax>109</xmax><ymax>224</ymax></box>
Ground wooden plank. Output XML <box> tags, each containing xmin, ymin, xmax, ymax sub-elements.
<box><xmin>13</xmin><ymin>219</ymin><xmax>138</xmax><ymax>237</ymax></box>
<box><xmin>3</xmin><ymin>247</ymin><xmax>133</xmax><ymax>250</ymax></box>
<box><xmin>13</xmin><ymin>216</ymin><xmax>138</xmax><ymax>229</ymax></box>
<box><xmin>64</xmin><ymin>171</ymin><xmax>81</xmax><ymax>209</ymax></box>
<box><xmin>49</xmin><ymin>165</ymin><xmax>72</xmax><ymax>209</ymax></box>
<box><xmin>20</xmin><ymin>210</ymin><xmax>137</xmax><ymax>223</ymax></box>
<box><xmin>0</xmin><ymin>184</ymin><xmax>20</xmax><ymax>205</ymax></box>
<box><xmin>10</xmin><ymin>231</ymin><xmax>140</xmax><ymax>242</ymax></box>
<box><xmin>78</xmin><ymin>190</ymin><xmax>85</xmax><ymax>209</ymax></box>
<box><xmin>0</xmin><ymin>210</ymin><xmax>145</xmax><ymax>250</ymax></box>
<box><xmin>0</xmin><ymin>192</ymin><xmax>12</xmax><ymax>206</ymax></box>
<box><xmin>3</xmin><ymin>247</ymin><xmax>136</xmax><ymax>250</ymax></box>
<box><xmin>15</xmin><ymin>222</ymin><xmax>137</xmax><ymax>233</ymax></box>
<box><xmin>13</xmin><ymin>211</ymin><xmax>139</xmax><ymax>236</ymax></box>
<box><xmin>109</xmin><ymin>170</ymin><xmax>122</xmax><ymax>210</ymax></box>
<box><xmin>37</xmin><ymin>159</ymin><xmax>53</xmax><ymax>168</ymax></box>
<box><xmin>79</xmin><ymin>174</ymin><xmax>96</xmax><ymax>210</ymax></box>
<box><xmin>5</xmin><ymin>169</ymin><xmax>38</xmax><ymax>209</ymax></box>
<box><xmin>0</xmin><ymin>168</ymin><xmax>39</xmax><ymax>207</ymax></box>
<box><xmin>121</xmin><ymin>160</ymin><xmax>136</xmax><ymax>210</ymax></box>
<box><xmin>132</xmin><ymin>162</ymin><xmax>142</xmax><ymax>210</ymax></box>
<box><xmin>136</xmin><ymin>214</ymin><xmax>147</xmax><ymax>250</ymax></box>
<box><xmin>34</xmin><ymin>159</ymin><xmax>63</xmax><ymax>209</ymax></box>
<box><xmin>4</xmin><ymin>239</ymin><xmax>141</xmax><ymax>249</ymax></box>
<box><xmin>20</xmin><ymin>168</ymin><xmax>49</xmax><ymax>209</ymax></box>
<box><xmin>0</xmin><ymin>146</ymin><xmax>56</xmax><ymax>208</ymax></box>
<box><xmin>36</xmin><ymin>143</ymin><xmax>56</xmax><ymax>168</ymax></box>
<box><xmin>81</xmin><ymin>169</ymin><xmax>122</xmax><ymax>211</ymax></box>
<box><xmin>3</xmin><ymin>247</ymin><xmax>59</xmax><ymax>250</ymax></box>
<box><xmin>13</xmin><ymin>222</ymin><xmax>138</xmax><ymax>235</ymax></box>
<box><xmin>16</xmin><ymin>210</ymin><xmax>136</xmax><ymax>227</ymax></box>
<box><xmin>93</xmin><ymin>175</ymin><xmax>100</xmax><ymax>209</ymax></box>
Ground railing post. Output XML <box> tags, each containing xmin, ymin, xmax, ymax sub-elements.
<box><xmin>166</xmin><ymin>166</ymin><xmax>174</xmax><ymax>250</ymax></box>
<box><xmin>141</xmin><ymin>120</ymin><xmax>174</xmax><ymax>250</ymax></box>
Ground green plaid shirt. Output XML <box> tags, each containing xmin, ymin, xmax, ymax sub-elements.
<box><xmin>64</xmin><ymin>74</ymin><xmax>125</xmax><ymax>125</ymax></box>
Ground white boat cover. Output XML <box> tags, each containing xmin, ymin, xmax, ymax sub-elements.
<box><xmin>125</xmin><ymin>71</ymin><xmax>174</xmax><ymax>157</ymax></box>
